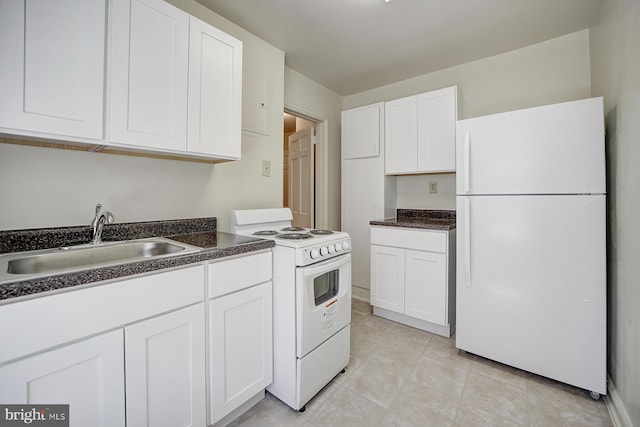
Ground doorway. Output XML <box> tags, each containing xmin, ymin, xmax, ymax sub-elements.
<box><xmin>283</xmin><ymin>112</ymin><xmax>317</xmax><ymax>228</ymax></box>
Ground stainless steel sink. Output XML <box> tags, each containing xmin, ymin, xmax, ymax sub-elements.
<box><xmin>0</xmin><ymin>238</ymin><xmax>201</xmax><ymax>282</ymax></box>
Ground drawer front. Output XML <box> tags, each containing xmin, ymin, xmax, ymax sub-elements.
<box><xmin>208</xmin><ymin>251</ymin><xmax>272</xmax><ymax>298</ymax></box>
<box><xmin>371</xmin><ymin>226</ymin><xmax>447</xmax><ymax>253</ymax></box>
<box><xmin>0</xmin><ymin>264</ymin><xmax>205</xmax><ymax>364</ymax></box>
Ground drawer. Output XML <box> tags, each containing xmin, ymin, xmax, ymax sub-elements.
<box><xmin>208</xmin><ymin>251</ymin><xmax>272</xmax><ymax>298</ymax></box>
<box><xmin>371</xmin><ymin>226</ymin><xmax>447</xmax><ymax>253</ymax></box>
<box><xmin>0</xmin><ymin>264</ymin><xmax>205</xmax><ymax>364</ymax></box>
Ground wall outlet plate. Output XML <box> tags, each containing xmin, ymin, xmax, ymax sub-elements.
<box><xmin>429</xmin><ymin>180</ymin><xmax>438</xmax><ymax>193</ymax></box>
<box><xmin>262</xmin><ymin>160</ymin><xmax>271</xmax><ymax>177</ymax></box>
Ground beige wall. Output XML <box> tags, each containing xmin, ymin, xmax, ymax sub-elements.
<box><xmin>343</xmin><ymin>30</ymin><xmax>592</xmax><ymax>211</ymax></box>
<box><xmin>0</xmin><ymin>0</ymin><xmax>285</xmax><ymax>232</ymax></box>
<box><xmin>284</xmin><ymin>67</ymin><xmax>343</xmax><ymax>230</ymax></box>
<box><xmin>343</xmin><ymin>29</ymin><xmax>591</xmax><ymax>117</ymax></box>
<box><xmin>590</xmin><ymin>0</ymin><xmax>640</xmax><ymax>424</ymax></box>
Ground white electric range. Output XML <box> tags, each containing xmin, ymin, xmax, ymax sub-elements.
<box><xmin>230</xmin><ymin>208</ymin><xmax>351</xmax><ymax>411</ymax></box>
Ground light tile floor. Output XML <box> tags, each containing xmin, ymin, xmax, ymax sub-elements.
<box><xmin>230</xmin><ymin>299</ymin><xmax>613</xmax><ymax>426</ymax></box>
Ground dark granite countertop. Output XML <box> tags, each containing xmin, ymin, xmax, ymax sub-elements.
<box><xmin>0</xmin><ymin>218</ymin><xmax>274</xmax><ymax>303</ymax></box>
<box><xmin>370</xmin><ymin>209</ymin><xmax>456</xmax><ymax>231</ymax></box>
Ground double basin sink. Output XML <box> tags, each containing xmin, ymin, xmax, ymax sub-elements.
<box><xmin>0</xmin><ymin>238</ymin><xmax>202</xmax><ymax>284</ymax></box>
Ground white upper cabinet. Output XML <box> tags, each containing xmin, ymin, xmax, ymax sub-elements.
<box><xmin>385</xmin><ymin>86</ymin><xmax>457</xmax><ymax>175</ymax></box>
<box><xmin>342</xmin><ymin>103</ymin><xmax>383</xmax><ymax>159</ymax></box>
<box><xmin>0</xmin><ymin>0</ymin><xmax>106</xmax><ymax>141</ymax></box>
<box><xmin>109</xmin><ymin>0</ymin><xmax>242</xmax><ymax>159</ymax></box>
<box><xmin>187</xmin><ymin>16</ymin><xmax>242</xmax><ymax>159</ymax></box>
<box><xmin>417</xmin><ymin>87</ymin><xmax>457</xmax><ymax>172</ymax></box>
<box><xmin>1</xmin><ymin>0</ymin><xmax>242</xmax><ymax>160</ymax></box>
<box><xmin>109</xmin><ymin>0</ymin><xmax>190</xmax><ymax>152</ymax></box>
<box><xmin>385</xmin><ymin>95</ymin><xmax>418</xmax><ymax>173</ymax></box>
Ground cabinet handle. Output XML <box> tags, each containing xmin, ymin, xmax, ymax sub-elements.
<box><xmin>464</xmin><ymin>198</ymin><xmax>472</xmax><ymax>288</ymax></box>
<box><xmin>463</xmin><ymin>131</ymin><xmax>471</xmax><ymax>193</ymax></box>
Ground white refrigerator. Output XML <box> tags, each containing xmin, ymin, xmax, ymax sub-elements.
<box><xmin>455</xmin><ymin>97</ymin><xmax>607</xmax><ymax>397</ymax></box>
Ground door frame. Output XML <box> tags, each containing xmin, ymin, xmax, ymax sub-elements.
<box><xmin>284</xmin><ymin>104</ymin><xmax>329</xmax><ymax>230</ymax></box>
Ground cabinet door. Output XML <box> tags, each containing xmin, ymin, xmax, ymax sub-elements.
<box><xmin>342</xmin><ymin>103</ymin><xmax>383</xmax><ymax>159</ymax></box>
<box><xmin>187</xmin><ymin>16</ymin><xmax>242</xmax><ymax>159</ymax></box>
<box><xmin>417</xmin><ymin>86</ymin><xmax>457</xmax><ymax>172</ymax></box>
<box><xmin>110</xmin><ymin>0</ymin><xmax>189</xmax><ymax>151</ymax></box>
<box><xmin>370</xmin><ymin>245</ymin><xmax>405</xmax><ymax>313</ymax></box>
<box><xmin>0</xmin><ymin>0</ymin><xmax>106</xmax><ymax>140</ymax></box>
<box><xmin>125</xmin><ymin>304</ymin><xmax>206</xmax><ymax>427</ymax></box>
<box><xmin>0</xmin><ymin>330</ymin><xmax>125</xmax><ymax>427</ymax></box>
<box><xmin>385</xmin><ymin>95</ymin><xmax>417</xmax><ymax>174</ymax></box>
<box><xmin>209</xmin><ymin>281</ymin><xmax>273</xmax><ymax>425</ymax></box>
<box><xmin>405</xmin><ymin>249</ymin><xmax>447</xmax><ymax>325</ymax></box>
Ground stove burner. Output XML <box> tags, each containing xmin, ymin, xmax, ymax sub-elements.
<box><xmin>276</xmin><ymin>233</ymin><xmax>312</xmax><ymax>240</ymax></box>
<box><xmin>309</xmin><ymin>229</ymin><xmax>334</xmax><ymax>235</ymax></box>
<box><xmin>281</xmin><ymin>227</ymin><xmax>306</xmax><ymax>232</ymax></box>
<box><xmin>253</xmin><ymin>230</ymin><xmax>279</xmax><ymax>236</ymax></box>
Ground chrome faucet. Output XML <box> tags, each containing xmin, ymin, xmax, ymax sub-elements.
<box><xmin>91</xmin><ymin>204</ymin><xmax>114</xmax><ymax>245</ymax></box>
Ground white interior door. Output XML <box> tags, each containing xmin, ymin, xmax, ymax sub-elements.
<box><xmin>288</xmin><ymin>127</ymin><xmax>315</xmax><ymax>228</ymax></box>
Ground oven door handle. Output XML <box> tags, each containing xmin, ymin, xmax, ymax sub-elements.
<box><xmin>301</xmin><ymin>253</ymin><xmax>351</xmax><ymax>277</ymax></box>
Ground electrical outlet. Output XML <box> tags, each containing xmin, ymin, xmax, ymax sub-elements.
<box><xmin>429</xmin><ymin>180</ymin><xmax>438</xmax><ymax>193</ymax></box>
<box><xmin>262</xmin><ymin>160</ymin><xmax>271</xmax><ymax>177</ymax></box>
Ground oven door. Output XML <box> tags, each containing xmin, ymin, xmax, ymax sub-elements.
<box><xmin>296</xmin><ymin>253</ymin><xmax>351</xmax><ymax>358</ymax></box>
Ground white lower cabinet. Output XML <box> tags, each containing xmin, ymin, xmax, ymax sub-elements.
<box><xmin>0</xmin><ymin>251</ymin><xmax>275</xmax><ymax>427</ymax></box>
<box><xmin>208</xmin><ymin>251</ymin><xmax>273</xmax><ymax>426</ymax></box>
<box><xmin>210</xmin><ymin>282</ymin><xmax>272</xmax><ymax>423</ymax></box>
<box><xmin>370</xmin><ymin>226</ymin><xmax>456</xmax><ymax>337</ymax></box>
<box><xmin>405</xmin><ymin>249</ymin><xmax>447</xmax><ymax>325</ymax></box>
<box><xmin>370</xmin><ymin>245</ymin><xmax>405</xmax><ymax>313</ymax></box>
<box><xmin>0</xmin><ymin>329</ymin><xmax>126</xmax><ymax>427</ymax></box>
<box><xmin>125</xmin><ymin>304</ymin><xmax>206</xmax><ymax>427</ymax></box>
<box><xmin>0</xmin><ymin>264</ymin><xmax>205</xmax><ymax>427</ymax></box>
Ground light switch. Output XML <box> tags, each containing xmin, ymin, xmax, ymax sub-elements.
<box><xmin>262</xmin><ymin>160</ymin><xmax>271</xmax><ymax>177</ymax></box>
<box><xmin>429</xmin><ymin>180</ymin><xmax>438</xmax><ymax>193</ymax></box>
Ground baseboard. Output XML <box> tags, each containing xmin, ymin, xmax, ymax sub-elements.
<box><xmin>606</xmin><ymin>375</ymin><xmax>633</xmax><ymax>427</ymax></box>
<box><xmin>373</xmin><ymin>306</ymin><xmax>453</xmax><ymax>338</ymax></box>
<box><xmin>351</xmin><ymin>285</ymin><xmax>370</xmax><ymax>302</ymax></box>
<box><xmin>212</xmin><ymin>390</ymin><xmax>265</xmax><ymax>427</ymax></box>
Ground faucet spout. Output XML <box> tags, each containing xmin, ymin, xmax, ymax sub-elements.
<box><xmin>90</xmin><ymin>204</ymin><xmax>114</xmax><ymax>244</ymax></box>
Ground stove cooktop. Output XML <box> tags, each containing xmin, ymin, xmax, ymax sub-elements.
<box><xmin>275</xmin><ymin>233</ymin><xmax>313</xmax><ymax>240</ymax></box>
<box><xmin>246</xmin><ymin>227</ymin><xmax>348</xmax><ymax>250</ymax></box>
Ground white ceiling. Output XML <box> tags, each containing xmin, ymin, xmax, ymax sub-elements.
<box><xmin>196</xmin><ymin>0</ymin><xmax>601</xmax><ymax>96</ymax></box>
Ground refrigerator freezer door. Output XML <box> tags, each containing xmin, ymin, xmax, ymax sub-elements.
<box><xmin>456</xmin><ymin>194</ymin><xmax>606</xmax><ymax>395</ymax></box>
<box><xmin>456</xmin><ymin>97</ymin><xmax>605</xmax><ymax>195</ymax></box>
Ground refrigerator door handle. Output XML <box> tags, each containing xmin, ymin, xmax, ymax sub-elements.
<box><xmin>463</xmin><ymin>131</ymin><xmax>471</xmax><ymax>193</ymax></box>
<box><xmin>463</xmin><ymin>198</ymin><xmax>472</xmax><ymax>287</ymax></box>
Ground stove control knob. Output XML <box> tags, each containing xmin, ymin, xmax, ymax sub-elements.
<box><xmin>342</xmin><ymin>241</ymin><xmax>350</xmax><ymax>250</ymax></box>
<box><xmin>310</xmin><ymin>248</ymin><xmax>320</xmax><ymax>259</ymax></box>
<box><xmin>320</xmin><ymin>246</ymin><xmax>329</xmax><ymax>256</ymax></box>
<box><xmin>328</xmin><ymin>244</ymin><xmax>336</xmax><ymax>254</ymax></box>
<box><xmin>335</xmin><ymin>244</ymin><xmax>343</xmax><ymax>252</ymax></box>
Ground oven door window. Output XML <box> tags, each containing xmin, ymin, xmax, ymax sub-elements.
<box><xmin>313</xmin><ymin>269</ymin><xmax>339</xmax><ymax>306</ymax></box>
